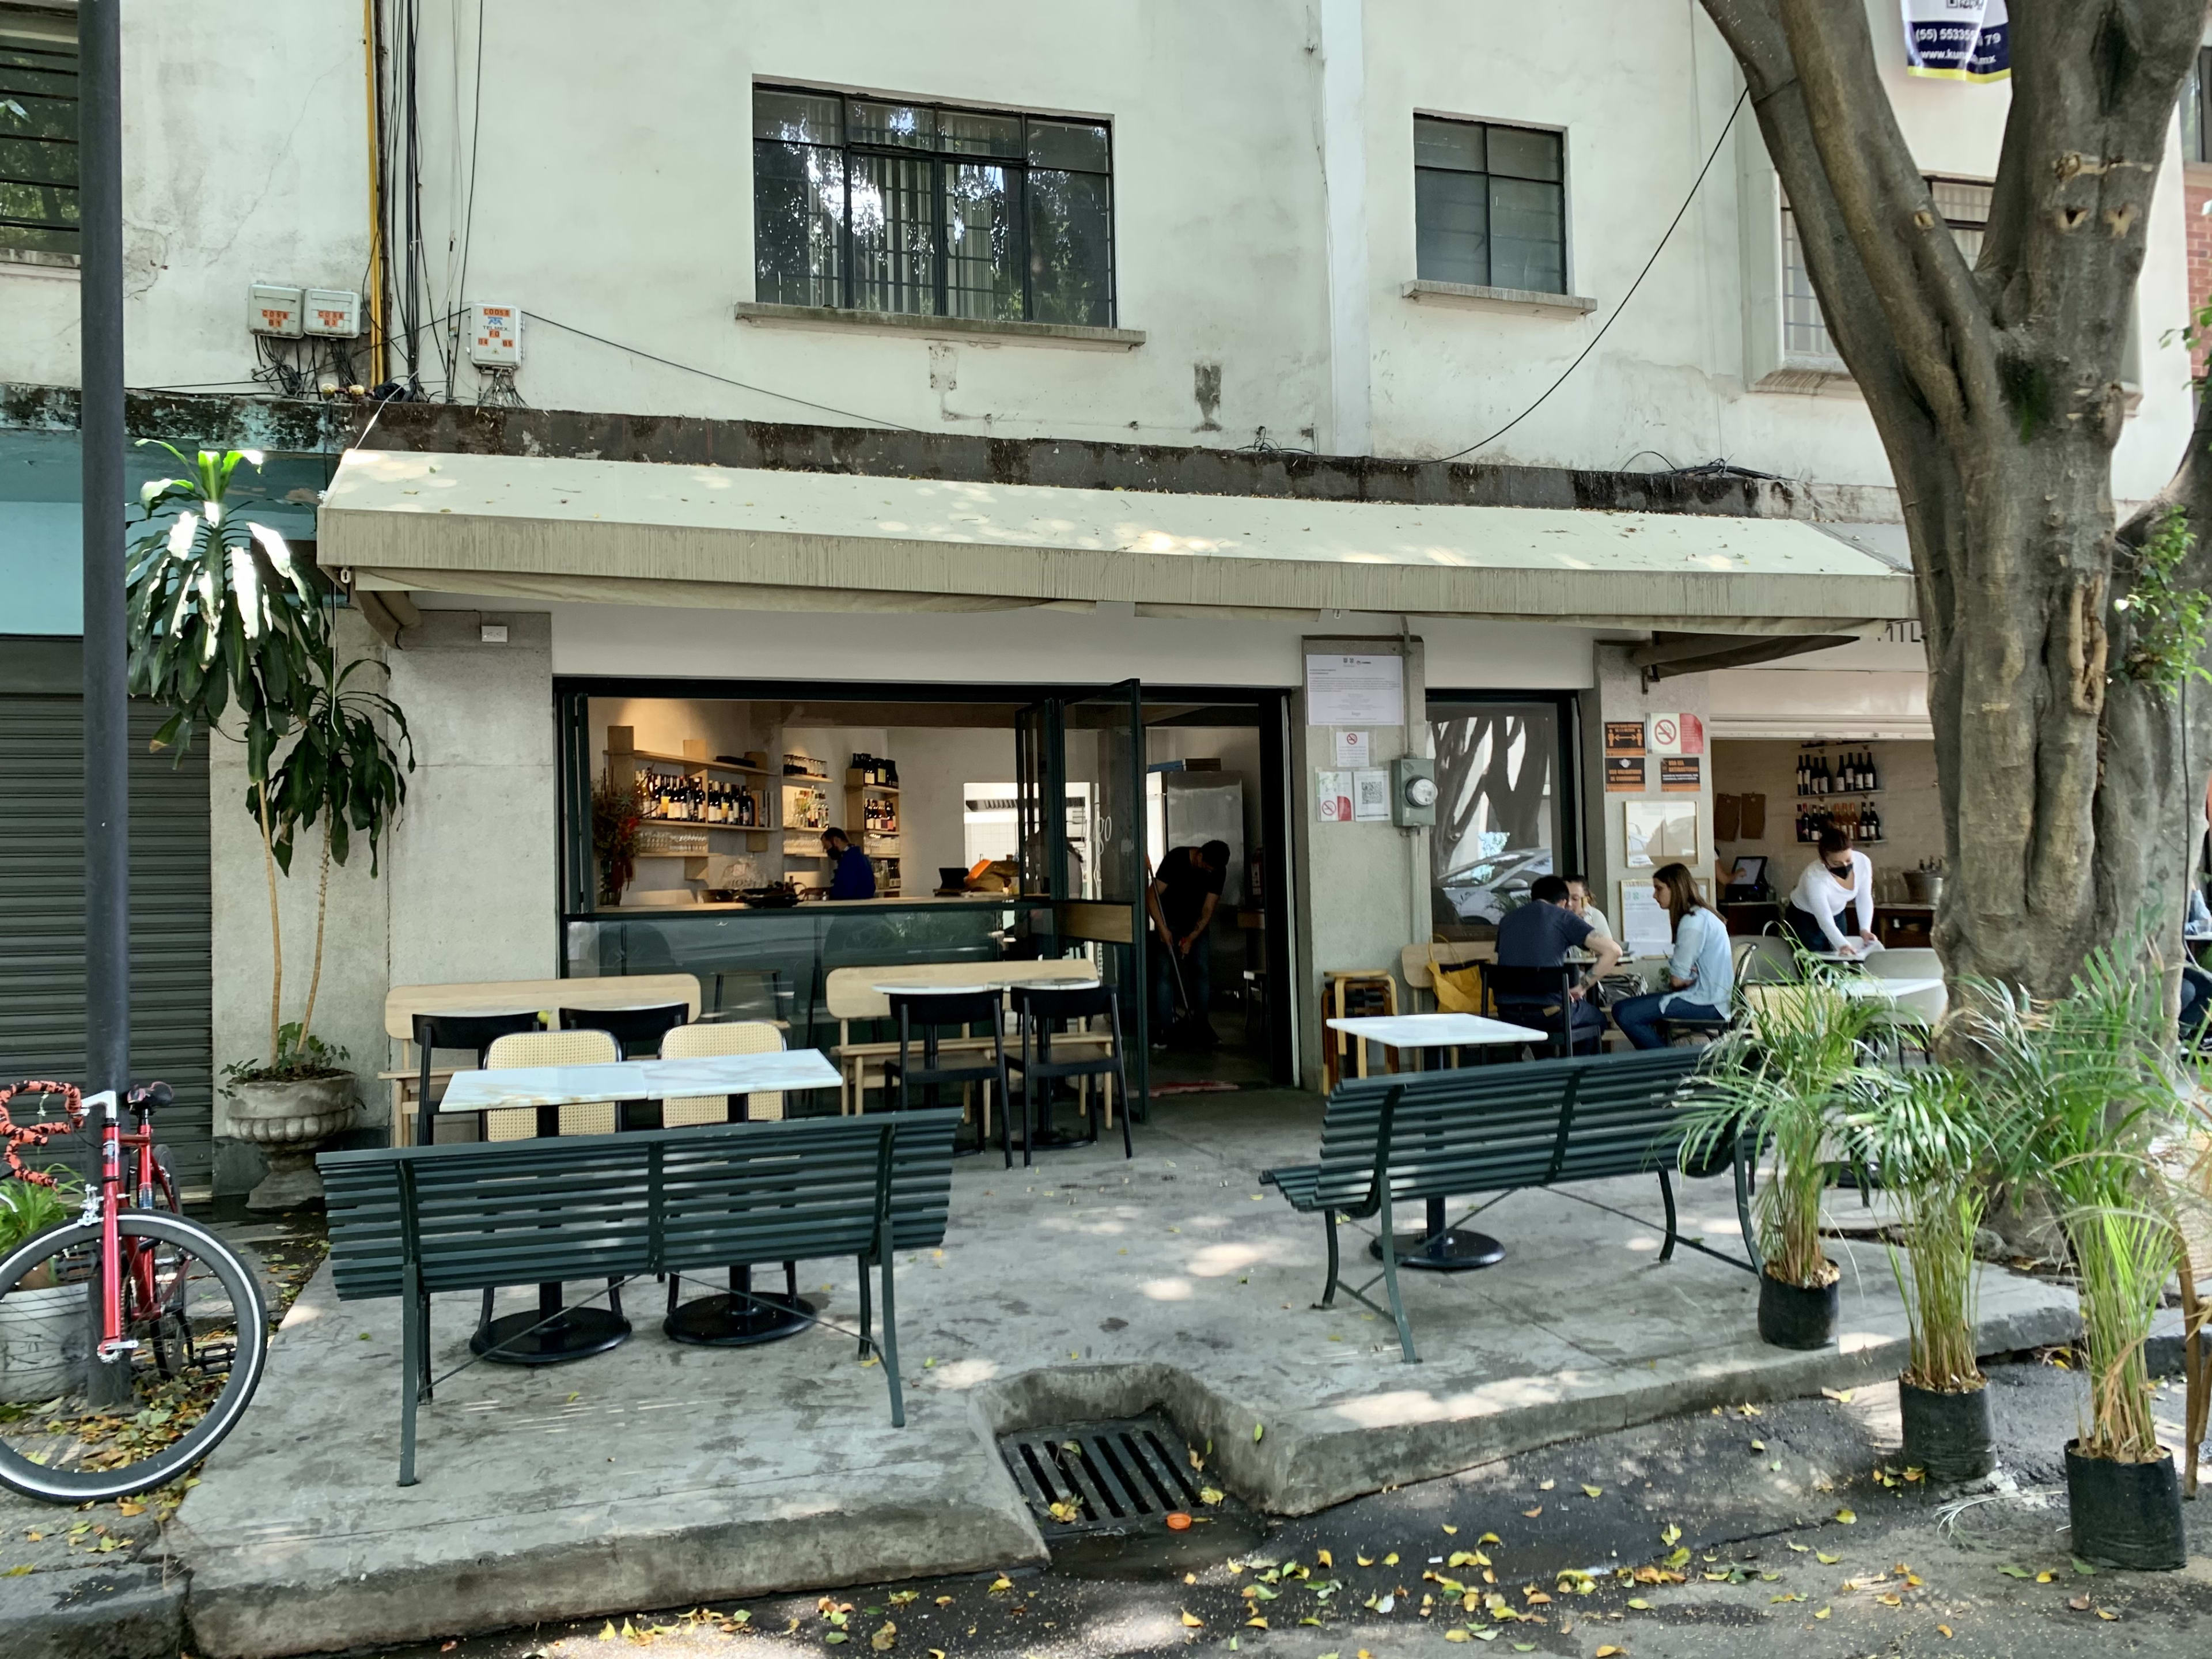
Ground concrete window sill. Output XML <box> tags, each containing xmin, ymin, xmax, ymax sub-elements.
<box><xmin>1753</xmin><ymin>356</ymin><xmax>1856</xmax><ymax>393</ymax></box>
<box><xmin>0</xmin><ymin>246</ymin><xmax>81</xmax><ymax>280</ymax></box>
<box><xmin>1400</xmin><ymin>279</ymin><xmax>1596</xmax><ymax>316</ymax></box>
<box><xmin>734</xmin><ymin>301</ymin><xmax>1144</xmax><ymax>351</ymax></box>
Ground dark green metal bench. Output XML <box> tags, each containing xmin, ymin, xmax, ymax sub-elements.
<box><xmin>1261</xmin><ymin>1049</ymin><xmax>1747</xmax><ymax>1362</ymax></box>
<box><xmin>319</xmin><ymin>1109</ymin><xmax>961</xmax><ymax>1484</ymax></box>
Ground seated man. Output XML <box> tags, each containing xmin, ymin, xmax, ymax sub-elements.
<box><xmin>1494</xmin><ymin>874</ymin><xmax>1622</xmax><ymax>1054</ymax></box>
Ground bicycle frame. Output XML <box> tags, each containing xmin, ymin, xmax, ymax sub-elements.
<box><xmin>73</xmin><ymin>1090</ymin><xmax>168</xmax><ymax>1362</ymax></box>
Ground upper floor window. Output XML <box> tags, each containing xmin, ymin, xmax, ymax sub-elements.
<box><xmin>753</xmin><ymin>85</ymin><xmax>1115</xmax><ymax>327</ymax></box>
<box><xmin>1781</xmin><ymin>175</ymin><xmax>1988</xmax><ymax>361</ymax></box>
<box><xmin>0</xmin><ymin>6</ymin><xmax>77</xmax><ymax>256</ymax></box>
<box><xmin>1414</xmin><ymin>115</ymin><xmax>1566</xmax><ymax>295</ymax></box>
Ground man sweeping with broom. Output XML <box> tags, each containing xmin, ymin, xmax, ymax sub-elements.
<box><xmin>1145</xmin><ymin>840</ymin><xmax>1229</xmax><ymax>1051</ymax></box>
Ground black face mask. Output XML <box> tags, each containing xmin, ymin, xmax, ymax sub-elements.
<box><xmin>1826</xmin><ymin>862</ymin><xmax>1853</xmax><ymax>876</ymax></box>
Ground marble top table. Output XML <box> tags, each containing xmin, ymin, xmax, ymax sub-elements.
<box><xmin>1834</xmin><ymin>977</ymin><xmax>1945</xmax><ymax>1001</ymax></box>
<box><xmin>439</xmin><ymin>1050</ymin><xmax>842</xmax><ymax>1113</ymax></box>
<box><xmin>1324</xmin><ymin>1011</ymin><xmax>1552</xmax><ymax>1277</ymax></box>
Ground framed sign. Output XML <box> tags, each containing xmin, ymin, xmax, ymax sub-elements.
<box><xmin>1661</xmin><ymin>756</ymin><xmax>1701</xmax><ymax>793</ymax></box>
<box><xmin>1649</xmin><ymin>712</ymin><xmax>1705</xmax><ymax>756</ymax></box>
<box><xmin>1604</xmin><ymin>755</ymin><xmax>1646</xmax><ymax>793</ymax></box>
<box><xmin>1604</xmin><ymin>720</ymin><xmax>1647</xmax><ymax>757</ymax></box>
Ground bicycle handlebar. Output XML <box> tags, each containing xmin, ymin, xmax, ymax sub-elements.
<box><xmin>0</xmin><ymin>1078</ymin><xmax>172</xmax><ymax>1185</ymax></box>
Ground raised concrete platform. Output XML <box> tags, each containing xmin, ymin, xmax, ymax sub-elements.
<box><xmin>162</xmin><ymin>1092</ymin><xmax>2079</xmax><ymax>1657</ymax></box>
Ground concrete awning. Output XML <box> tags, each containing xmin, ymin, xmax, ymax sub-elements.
<box><xmin>318</xmin><ymin>449</ymin><xmax>1918</xmax><ymax>633</ymax></box>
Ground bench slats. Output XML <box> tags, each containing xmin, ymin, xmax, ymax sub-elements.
<box><xmin>320</xmin><ymin>1111</ymin><xmax>961</xmax><ymax>1302</ymax></box>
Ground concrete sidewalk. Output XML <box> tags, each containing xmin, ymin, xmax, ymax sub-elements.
<box><xmin>160</xmin><ymin>1092</ymin><xmax>2079</xmax><ymax>1658</ymax></box>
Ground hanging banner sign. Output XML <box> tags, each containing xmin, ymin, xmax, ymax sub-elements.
<box><xmin>1901</xmin><ymin>0</ymin><xmax>2009</xmax><ymax>83</ymax></box>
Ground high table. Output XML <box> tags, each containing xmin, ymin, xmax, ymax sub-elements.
<box><xmin>873</xmin><ymin>978</ymin><xmax>1104</xmax><ymax>1150</ymax></box>
<box><xmin>438</xmin><ymin>1050</ymin><xmax>843</xmax><ymax>1358</ymax></box>
<box><xmin>1323</xmin><ymin>1012</ymin><xmax>1551</xmax><ymax>1273</ymax></box>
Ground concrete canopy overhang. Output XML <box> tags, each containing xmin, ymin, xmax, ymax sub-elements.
<box><xmin>317</xmin><ymin>448</ymin><xmax>1920</xmax><ymax>633</ymax></box>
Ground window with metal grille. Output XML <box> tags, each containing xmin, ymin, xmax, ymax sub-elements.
<box><xmin>0</xmin><ymin>6</ymin><xmax>77</xmax><ymax>255</ymax></box>
<box><xmin>753</xmin><ymin>85</ymin><xmax>1114</xmax><ymax>327</ymax></box>
<box><xmin>1414</xmin><ymin>115</ymin><xmax>1567</xmax><ymax>295</ymax></box>
<box><xmin>1779</xmin><ymin>176</ymin><xmax>1990</xmax><ymax>362</ymax></box>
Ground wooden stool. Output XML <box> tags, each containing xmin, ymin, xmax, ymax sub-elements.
<box><xmin>1321</xmin><ymin>969</ymin><xmax>1399</xmax><ymax>1092</ymax></box>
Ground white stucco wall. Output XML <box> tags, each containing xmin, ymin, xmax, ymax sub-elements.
<box><xmin>2</xmin><ymin>0</ymin><xmax>2186</xmax><ymax>501</ymax></box>
<box><xmin>0</xmin><ymin>1</ymin><xmax>370</xmax><ymax>392</ymax></box>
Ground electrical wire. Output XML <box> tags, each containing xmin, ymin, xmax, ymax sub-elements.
<box><xmin>1430</xmin><ymin>87</ymin><xmax>1748</xmax><ymax>464</ymax></box>
<box><xmin>520</xmin><ymin>310</ymin><xmax>926</xmax><ymax>431</ymax></box>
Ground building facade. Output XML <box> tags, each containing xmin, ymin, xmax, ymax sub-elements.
<box><xmin>1</xmin><ymin>0</ymin><xmax>2199</xmax><ymax>1191</ymax></box>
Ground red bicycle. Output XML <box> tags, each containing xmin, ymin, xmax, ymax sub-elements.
<box><xmin>0</xmin><ymin>1080</ymin><xmax>268</xmax><ymax>1502</ymax></box>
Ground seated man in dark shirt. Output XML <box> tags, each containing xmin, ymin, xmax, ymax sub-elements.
<box><xmin>1493</xmin><ymin>873</ymin><xmax>1622</xmax><ymax>1053</ymax></box>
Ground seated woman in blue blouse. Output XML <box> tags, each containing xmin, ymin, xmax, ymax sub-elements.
<box><xmin>1611</xmin><ymin>862</ymin><xmax>1734</xmax><ymax>1050</ymax></box>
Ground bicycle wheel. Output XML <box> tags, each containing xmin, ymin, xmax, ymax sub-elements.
<box><xmin>0</xmin><ymin>1210</ymin><xmax>268</xmax><ymax>1503</ymax></box>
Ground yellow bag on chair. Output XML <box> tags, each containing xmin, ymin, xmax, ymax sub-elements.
<box><xmin>1431</xmin><ymin>963</ymin><xmax>1485</xmax><ymax>1015</ymax></box>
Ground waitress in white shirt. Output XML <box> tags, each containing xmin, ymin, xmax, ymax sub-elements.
<box><xmin>1786</xmin><ymin>825</ymin><xmax>1876</xmax><ymax>957</ymax></box>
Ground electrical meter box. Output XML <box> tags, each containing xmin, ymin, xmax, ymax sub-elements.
<box><xmin>302</xmin><ymin>288</ymin><xmax>362</xmax><ymax>338</ymax></box>
<box><xmin>1390</xmin><ymin>756</ymin><xmax>1438</xmax><ymax>828</ymax></box>
<box><xmin>248</xmin><ymin>283</ymin><xmax>304</xmax><ymax>338</ymax></box>
<box><xmin>468</xmin><ymin>302</ymin><xmax>520</xmax><ymax>366</ymax></box>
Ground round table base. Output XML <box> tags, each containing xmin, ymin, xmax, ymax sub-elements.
<box><xmin>663</xmin><ymin>1292</ymin><xmax>813</xmax><ymax>1347</ymax></box>
<box><xmin>472</xmin><ymin>1305</ymin><xmax>632</xmax><ymax>1365</ymax></box>
<box><xmin>1369</xmin><ymin>1228</ymin><xmax>1506</xmax><ymax>1272</ymax></box>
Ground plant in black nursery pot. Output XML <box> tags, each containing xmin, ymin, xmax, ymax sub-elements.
<box><xmin>1850</xmin><ymin>1062</ymin><xmax>1999</xmax><ymax>1480</ymax></box>
<box><xmin>1970</xmin><ymin>940</ymin><xmax>2204</xmax><ymax>1569</ymax></box>
<box><xmin>1684</xmin><ymin>969</ymin><xmax>1892</xmax><ymax>1350</ymax></box>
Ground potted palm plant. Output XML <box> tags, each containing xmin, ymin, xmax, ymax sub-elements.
<box><xmin>126</xmin><ymin>445</ymin><xmax>414</xmax><ymax>1207</ymax></box>
<box><xmin>1968</xmin><ymin>942</ymin><xmax>2199</xmax><ymax>1569</ymax></box>
<box><xmin>1684</xmin><ymin>971</ymin><xmax>1894</xmax><ymax>1350</ymax></box>
<box><xmin>1849</xmin><ymin>1062</ymin><xmax>1998</xmax><ymax>1480</ymax></box>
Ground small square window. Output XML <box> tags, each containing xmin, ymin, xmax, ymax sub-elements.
<box><xmin>1414</xmin><ymin>116</ymin><xmax>1566</xmax><ymax>294</ymax></box>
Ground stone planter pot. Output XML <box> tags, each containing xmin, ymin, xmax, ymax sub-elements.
<box><xmin>226</xmin><ymin>1073</ymin><xmax>359</xmax><ymax>1211</ymax></box>
<box><xmin>0</xmin><ymin>1279</ymin><xmax>90</xmax><ymax>1403</ymax></box>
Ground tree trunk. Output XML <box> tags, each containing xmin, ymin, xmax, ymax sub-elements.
<box><xmin>256</xmin><ymin>786</ymin><xmax>283</xmax><ymax>1062</ymax></box>
<box><xmin>296</xmin><ymin>817</ymin><xmax>334</xmax><ymax>1054</ymax></box>
<box><xmin>1699</xmin><ymin>0</ymin><xmax>2207</xmax><ymax>1003</ymax></box>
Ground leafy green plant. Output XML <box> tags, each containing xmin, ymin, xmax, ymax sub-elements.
<box><xmin>219</xmin><ymin>1024</ymin><xmax>350</xmax><ymax>1090</ymax></box>
<box><xmin>1849</xmin><ymin>1061</ymin><xmax>1994</xmax><ymax>1393</ymax></box>
<box><xmin>0</xmin><ymin>1169</ymin><xmax>80</xmax><ymax>1255</ymax></box>
<box><xmin>1964</xmin><ymin>941</ymin><xmax>2203</xmax><ymax>1461</ymax></box>
<box><xmin>125</xmin><ymin>443</ymin><xmax>328</xmax><ymax>779</ymax></box>
<box><xmin>2116</xmin><ymin>506</ymin><xmax>2212</xmax><ymax>695</ymax></box>
<box><xmin>124</xmin><ymin>446</ymin><xmax>413</xmax><ymax>1076</ymax></box>
<box><xmin>1682</xmin><ymin>967</ymin><xmax>1896</xmax><ymax>1289</ymax></box>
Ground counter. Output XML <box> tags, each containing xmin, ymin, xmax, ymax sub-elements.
<box><xmin>605</xmin><ymin>894</ymin><xmax>1022</xmax><ymax>914</ymax></box>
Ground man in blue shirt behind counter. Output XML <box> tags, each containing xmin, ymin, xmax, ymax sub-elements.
<box><xmin>823</xmin><ymin>828</ymin><xmax>876</xmax><ymax>900</ymax></box>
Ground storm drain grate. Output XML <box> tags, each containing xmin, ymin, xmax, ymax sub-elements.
<box><xmin>998</xmin><ymin>1415</ymin><xmax>1206</xmax><ymax>1536</ymax></box>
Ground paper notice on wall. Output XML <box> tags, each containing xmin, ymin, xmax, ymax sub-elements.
<box><xmin>1306</xmin><ymin>653</ymin><xmax>1405</xmax><ymax>726</ymax></box>
<box><xmin>1333</xmin><ymin>729</ymin><xmax>1373</xmax><ymax>767</ymax></box>
<box><xmin>1620</xmin><ymin>881</ymin><xmax>1675</xmax><ymax>958</ymax></box>
<box><xmin>1901</xmin><ymin>0</ymin><xmax>2009</xmax><ymax>82</ymax></box>
<box><xmin>1352</xmin><ymin>768</ymin><xmax>1391</xmax><ymax>823</ymax></box>
<box><xmin>1317</xmin><ymin>770</ymin><xmax>1354</xmax><ymax>823</ymax></box>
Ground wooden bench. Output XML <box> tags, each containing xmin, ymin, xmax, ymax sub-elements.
<box><xmin>824</xmin><ymin>960</ymin><xmax>1107</xmax><ymax>1119</ymax></box>
<box><xmin>381</xmin><ymin>974</ymin><xmax>703</xmax><ymax>1144</ymax></box>
<box><xmin>1260</xmin><ymin>1048</ymin><xmax>1744</xmax><ymax>1362</ymax></box>
<box><xmin>318</xmin><ymin>1108</ymin><xmax>961</xmax><ymax>1484</ymax></box>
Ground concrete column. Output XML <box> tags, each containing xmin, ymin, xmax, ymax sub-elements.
<box><xmin>385</xmin><ymin>608</ymin><xmax>559</xmax><ymax>1006</ymax></box>
<box><xmin>209</xmin><ymin>609</ymin><xmax>392</xmax><ymax>1192</ymax></box>
<box><xmin>1319</xmin><ymin>0</ymin><xmax>1372</xmax><ymax>456</ymax></box>
<box><xmin>1578</xmin><ymin>646</ymin><xmax>1715</xmax><ymax>940</ymax></box>
<box><xmin>1289</xmin><ymin>632</ymin><xmax>1426</xmax><ymax>1089</ymax></box>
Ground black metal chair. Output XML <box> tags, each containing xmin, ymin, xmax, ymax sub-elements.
<box><xmin>559</xmin><ymin>1002</ymin><xmax>689</xmax><ymax>1058</ymax></box>
<box><xmin>881</xmin><ymin>989</ymin><xmax>1012</xmax><ymax>1165</ymax></box>
<box><xmin>1655</xmin><ymin>1006</ymin><xmax>1735</xmax><ymax>1048</ymax></box>
<box><xmin>411</xmin><ymin>1010</ymin><xmax>544</xmax><ymax>1145</ymax></box>
<box><xmin>1009</xmin><ymin>983</ymin><xmax>1133</xmax><ymax>1165</ymax></box>
<box><xmin>1482</xmin><ymin>965</ymin><xmax>1594</xmax><ymax>1059</ymax></box>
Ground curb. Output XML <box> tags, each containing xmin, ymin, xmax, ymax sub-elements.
<box><xmin>0</xmin><ymin>1562</ymin><xmax>185</xmax><ymax>1659</ymax></box>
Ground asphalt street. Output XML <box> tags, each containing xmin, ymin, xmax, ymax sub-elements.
<box><xmin>358</xmin><ymin>1356</ymin><xmax>2210</xmax><ymax>1659</ymax></box>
